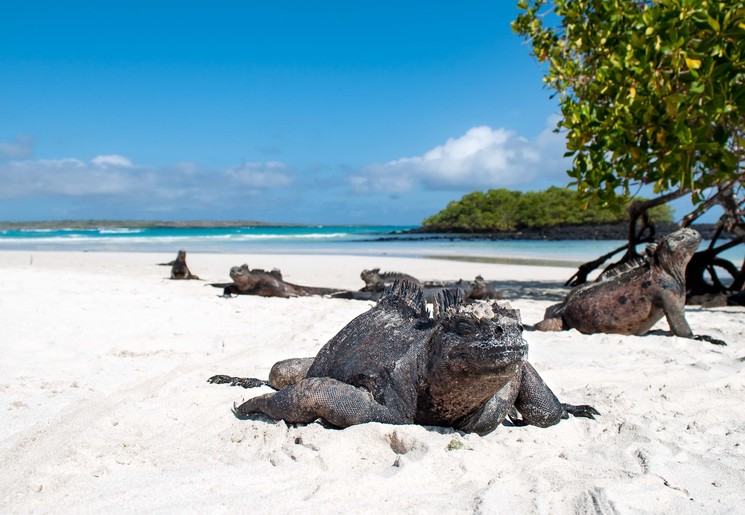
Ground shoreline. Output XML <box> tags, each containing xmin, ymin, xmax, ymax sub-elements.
<box><xmin>0</xmin><ymin>247</ymin><xmax>583</xmax><ymax>270</ymax></box>
<box><xmin>0</xmin><ymin>249</ymin><xmax>579</xmax><ymax>287</ymax></box>
<box><xmin>2</xmin><ymin>219</ymin><xmax>735</xmax><ymax>241</ymax></box>
<box><xmin>424</xmin><ymin>254</ymin><xmax>582</xmax><ymax>268</ymax></box>
<box><xmin>403</xmin><ymin>221</ymin><xmax>733</xmax><ymax>241</ymax></box>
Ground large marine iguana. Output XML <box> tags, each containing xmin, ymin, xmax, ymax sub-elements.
<box><xmin>218</xmin><ymin>264</ymin><xmax>345</xmax><ymax>298</ymax></box>
<box><xmin>158</xmin><ymin>250</ymin><xmax>200</xmax><ymax>280</ymax></box>
<box><xmin>209</xmin><ymin>281</ymin><xmax>598</xmax><ymax>435</ymax></box>
<box><xmin>535</xmin><ymin>228</ymin><xmax>725</xmax><ymax>345</ymax></box>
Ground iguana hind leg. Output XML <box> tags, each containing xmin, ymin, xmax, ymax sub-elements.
<box><xmin>268</xmin><ymin>357</ymin><xmax>315</xmax><ymax>389</ymax></box>
<box><xmin>208</xmin><ymin>357</ymin><xmax>315</xmax><ymax>390</ymax></box>
<box><xmin>235</xmin><ymin>377</ymin><xmax>401</xmax><ymax>428</ymax></box>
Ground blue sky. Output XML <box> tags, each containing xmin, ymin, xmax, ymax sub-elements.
<box><xmin>2</xmin><ymin>2</ymin><xmax>595</xmax><ymax>224</ymax></box>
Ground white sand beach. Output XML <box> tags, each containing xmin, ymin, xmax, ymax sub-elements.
<box><xmin>0</xmin><ymin>250</ymin><xmax>743</xmax><ymax>514</ymax></box>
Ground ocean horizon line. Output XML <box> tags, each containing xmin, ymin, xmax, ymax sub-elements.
<box><xmin>0</xmin><ymin>219</ymin><xmax>412</xmax><ymax>230</ymax></box>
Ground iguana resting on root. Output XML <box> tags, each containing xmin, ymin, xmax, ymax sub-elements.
<box><xmin>209</xmin><ymin>281</ymin><xmax>598</xmax><ymax>435</ymax></box>
<box><xmin>535</xmin><ymin>228</ymin><xmax>725</xmax><ymax>345</ymax></box>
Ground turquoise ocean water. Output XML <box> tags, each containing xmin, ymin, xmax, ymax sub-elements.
<box><xmin>0</xmin><ymin>225</ymin><xmax>742</xmax><ymax>265</ymax></box>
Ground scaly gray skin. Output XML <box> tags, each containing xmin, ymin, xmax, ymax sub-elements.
<box><xmin>535</xmin><ymin>228</ymin><xmax>724</xmax><ymax>344</ymax></box>
<box><xmin>159</xmin><ymin>250</ymin><xmax>200</xmax><ymax>280</ymax></box>
<box><xmin>360</xmin><ymin>268</ymin><xmax>420</xmax><ymax>293</ymax></box>
<box><xmin>221</xmin><ymin>264</ymin><xmax>344</xmax><ymax>298</ymax></box>
<box><xmin>209</xmin><ymin>281</ymin><xmax>598</xmax><ymax>435</ymax></box>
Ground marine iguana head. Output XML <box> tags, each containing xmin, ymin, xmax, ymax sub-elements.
<box><xmin>230</xmin><ymin>264</ymin><xmax>256</xmax><ymax>289</ymax></box>
<box><xmin>653</xmin><ymin>228</ymin><xmax>701</xmax><ymax>281</ymax></box>
<box><xmin>360</xmin><ymin>268</ymin><xmax>381</xmax><ymax>284</ymax></box>
<box><xmin>176</xmin><ymin>249</ymin><xmax>187</xmax><ymax>263</ymax></box>
<box><xmin>424</xmin><ymin>290</ymin><xmax>528</xmax><ymax>420</ymax></box>
<box><xmin>432</xmin><ymin>291</ymin><xmax>527</xmax><ymax>369</ymax></box>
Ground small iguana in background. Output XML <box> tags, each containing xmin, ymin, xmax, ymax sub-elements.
<box><xmin>535</xmin><ymin>228</ymin><xmax>725</xmax><ymax>345</ymax></box>
<box><xmin>462</xmin><ymin>274</ymin><xmax>502</xmax><ymax>300</ymax></box>
<box><xmin>158</xmin><ymin>249</ymin><xmax>200</xmax><ymax>280</ymax></box>
<box><xmin>209</xmin><ymin>281</ymin><xmax>598</xmax><ymax>435</ymax></box>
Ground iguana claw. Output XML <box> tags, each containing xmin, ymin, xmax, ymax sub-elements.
<box><xmin>562</xmin><ymin>403</ymin><xmax>601</xmax><ymax>420</ymax></box>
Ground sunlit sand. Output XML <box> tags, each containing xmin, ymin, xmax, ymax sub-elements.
<box><xmin>0</xmin><ymin>250</ymin><xmax>742</xmax><ymax>512</ymax></box>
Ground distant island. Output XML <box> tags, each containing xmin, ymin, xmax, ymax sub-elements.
<box><xmin>404</xmin><ymin>186</ymin><xmax>731</xmax><ymax>241</ymax></box>
<box><xmin>419</xmin><ymin>186</ymin><xmax>673</xmax><ymax>233</ymax></box>
<box><xmin>399</xmin><ymin>221</ymin><xmax>727</xmax><ymax>241</ymax></box>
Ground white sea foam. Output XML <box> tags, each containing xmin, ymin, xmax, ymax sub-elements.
<box><xmin>97</xmin><ymin>228</ymin><xmax>144</xmax><ymax>234</ymax></box>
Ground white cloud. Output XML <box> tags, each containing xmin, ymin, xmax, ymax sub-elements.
<box><xmin>225</xmin><ymin>161</ymin><xmax>292</xmax><ymax>188</ymax></box>
<box><xmin>0</xmin><ymin>135</ymin><xmax>35</xmax><ymax>160</ymax></box>
<box><xmin>350</xmin><ymin>120</ymin><xmax>568</xmax><ymax>194</ymax></box>
<box><xmin>0</xmin><ymin>158</ymin><xmax>143</xmax><ymax>197</ymax></box>
<box><xmin>0</xmin><ymin>156</ymin><xmax>295</xmax><ymax>205</ymax></box>
<box><xmin>91</xmin><ymin>154</ymin><xmax>134</xmax><ymax>168</ymax></box>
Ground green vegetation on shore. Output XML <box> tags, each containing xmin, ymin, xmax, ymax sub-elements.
<box><xmin>422</xmin><ymin>186</ymin><xmax>674</xmax><ymax>232</ymax></box>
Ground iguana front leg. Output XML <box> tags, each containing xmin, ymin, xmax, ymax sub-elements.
<box><xmin>662</xmin><ymin>293</ymin><xmax>727</xmax><ymax>345</ymax></box>
<box><xmin>234</xmin><ymin>377</ymin><xmax>401</xmax><ymax>428</ymax></box>
<box><xmin>661</xmin><ymin>293</ymin><xmax>694</xmax><ymax>337</ymax></box>
<box><xmin>458</xmin><ymin>379</ymin><xmax>521</xmax><ymax>435</ymax></box>
<box><xmin>511</xmin><ymin>362</ymin><xmax>599</xmax><ymax>428</ymax></box>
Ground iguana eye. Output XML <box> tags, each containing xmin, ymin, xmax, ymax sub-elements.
<box><xmin>456</xmin><ymin>321</ymin><xmax>476</xmax><ymax>335</ymax></box>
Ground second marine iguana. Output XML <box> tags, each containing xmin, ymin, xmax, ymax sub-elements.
<box><xmin>535</xmin><ymin>228</ymin><xmax>725</xmax><ymax>345</ymax></box>
<box><xmin>219</xmin><ymin>264</ymin><xmax>345</xmax><ymax>298</ymax></box>
<box><xmin>209</xmin><ymin>281</ymin><xmax>598</xmax><ymax>435</ymax></box>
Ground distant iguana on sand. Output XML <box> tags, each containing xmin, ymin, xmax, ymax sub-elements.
<box><xmin>535</xmin><ymin>228</ymin><xmax>725</xmax><ymax>345</ymax></box>
<box><xmin>359</xmin><ymin>268</ymin><xmax>420</xmax><ymax>293</ymax></box>
<box><xmin>159</xmin><ymin>250</ymin><xmax>200</xmax><ymax>280</ymax></box>
<box><xmin>219</xmin><ymin>264</ymin><xmax>344</xmax><ymax>298</ymax></box>
<box><xmin>462</xmin><ymin>275</ymin><xmax>502</xmax><ymax>301</ymax></box>
<box><xmin>209</xmin><ymin>281</ymin><xmax>598</xmax><ymax>435</ymax></box>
